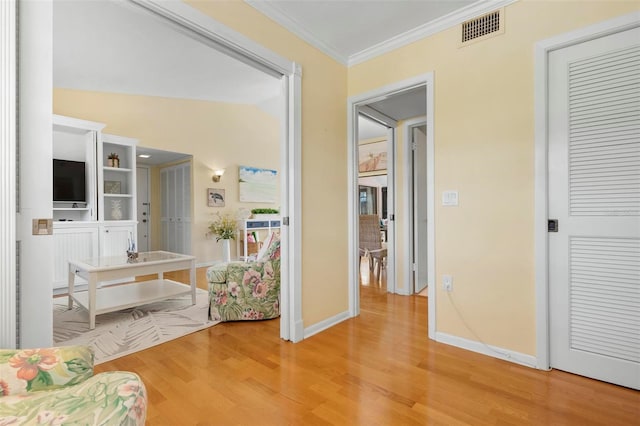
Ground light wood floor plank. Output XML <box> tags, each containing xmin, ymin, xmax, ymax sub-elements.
<box><xmin>96</xmin><ymin>268</ymin><xmax>640</xmax><ymax>425</ymax></box>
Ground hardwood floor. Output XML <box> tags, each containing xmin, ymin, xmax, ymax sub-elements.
<box><xmin>96</xmin><ymin>268</ymin><xmax>639</xmax><ymax>425</ymax></box>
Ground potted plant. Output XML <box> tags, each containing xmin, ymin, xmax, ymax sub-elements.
<box><xmin>251</xmin><ymin>208</ymin><xmax>279</xmax><ymax>220</ymax></box>
<box><xmin>208</xmin><ymin>212</ymin><xmax>238</xmax><ymax>262</ymax></box>
<box><xmin>107</xmin><ymin>152</ymin><xmax>120</xmax><ymax>168</ymax></box>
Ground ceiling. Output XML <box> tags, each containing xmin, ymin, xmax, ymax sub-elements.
<box><xmin>53</xmin><ymin>1</ymin><xmax>281</xmax><ymax>105</ymax></box>
<box><xmin>358</xmin><ymin>86</ymin><xmax>427</xmax><ymax>139</ymax></box>
<box><xmin>53</xmin><ymin>0</ymin><xmax>509</xmax><ymax>107</ymax></box>
<box><xmin>247</xmin><ymin>0</ymin><xmax>511</xmax><ymax>65</ymax></box>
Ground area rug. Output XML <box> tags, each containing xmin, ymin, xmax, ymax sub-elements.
<box><xmin>53</xmin><ymin>288</ymin><xmax>218</xmax><ymax>364</ymax></box>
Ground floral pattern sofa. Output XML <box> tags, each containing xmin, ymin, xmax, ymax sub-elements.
<box><xmin>0</xmin><ymin>345</ymin><xmax>146</xmax><ymax>425</ymax></box>
<box><xmin>207</xmin><ymin>233</ymin><xmax>280</xmax><ymax>321</ymax></box>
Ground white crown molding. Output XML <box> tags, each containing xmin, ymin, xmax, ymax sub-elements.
<box><xmin>245</xmin><ymin>0</ymin><xmax>348</xmax><ymax>65</ymax></box>
<box><xmin>348</xmin><ymin>0</ymin><xmax>519</xmax><ymax>66</ymax></box>
<box><xmin>246</xmin><ymin>0</ymin><xmax>519</xmax><ymax>68</ymax></box>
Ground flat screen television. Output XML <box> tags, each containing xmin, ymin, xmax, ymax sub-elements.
<box><xmin>53</xmin><ymin>159</ymin><xmax>86</xmax><ymax>203</ymax></box>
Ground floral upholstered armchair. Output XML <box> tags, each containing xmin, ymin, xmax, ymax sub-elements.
<box><xmin>207</xmin><ymin>232</ymin><xmax>280</xmax><ymax>321</ymax></box>
<box><xmin>0</xmin><ymin>345</ymin><xmax>146</xmax><ymax>425</ymax></box>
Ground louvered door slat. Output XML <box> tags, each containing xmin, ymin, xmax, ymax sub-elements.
<box><xmin>569</xmin><ymin>237</ymin><xmax>640</xmax><ymax>363</ymax></box>
<box><xmin>568</xmin><ymin>44</ymin><xmax>640</xmax><ymax>217</ymax></box>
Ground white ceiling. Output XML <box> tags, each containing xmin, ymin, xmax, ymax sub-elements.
<box><xmin>53</xmin><ymin>0</ymin><xmax>510</xmax><ymax>107</ymax></box>
<box><xmin>359</xmin><ymin>116</ymin><xmax>387</xmax><ymax>140</ymax></box>
<box><xmin>358</xmin><ymin>86</ymin><xmax>427</xmax><ymax>140</ymax></box>
<box><xmin>53</xmin><ymin>0</ymin><xmax>281</xmax><ymax>105</ymax></box>
<box><xmin>247</xmin><ymin>0</ymin><xmax>512</xmax><ymax>65</ymax></box>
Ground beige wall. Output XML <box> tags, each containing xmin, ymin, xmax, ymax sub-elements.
<box><xmin>53</xmin><ymin>89</ymin><xmax>280</xmax><ymax>263</ymax></box>
<box><xmin>186</xmin><ymin>1</ymin><xmax>349</xmax><ymax>326</ymax></box>
<box><xmin>349</xmin><ymin>1</ymin><xmax>639</xmax><ymax>355</ymax></box>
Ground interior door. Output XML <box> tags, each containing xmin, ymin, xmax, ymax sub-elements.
<box><xmin>548</xmin><ymin>27</ymin><xmax>640</xmax><ymax>390</ymax></box>
<box><xmin>136</xmin><ymin>166</ymin><xmax>150</xmax><ymax>252</ymax></box>
<box><xmin>160</xmin><ymin>162</ymin><xmax>192</xmax><ymax>254</ymax></box>
<box><xmin>413</xmin><ymin>125</ymin><xmax>428</xmax><ymax>294</ymax></box>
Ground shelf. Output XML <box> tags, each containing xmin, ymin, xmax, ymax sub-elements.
<box><xmin>53</xmin><ymin>207</ymin><xmax>90</xmax><ymax>211</ymax></box>
<box><xmin>104</xmin><ymin>193</ymin><xmax>133</xmax><ymax>198</ymax></box>
<box><xmin>104</xmin><ymin>166</ymin><xmax>132</xmax><ymax>173</ymax></box>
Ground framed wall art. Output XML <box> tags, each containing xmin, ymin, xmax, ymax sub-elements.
<box><xmin>207</xmin><ymin>188</ymin><xmax>225</xmax><ymax>207</ymax></box>
<box><xmin>358</xmin><ymin>138</ymin><xmax>387</xmax><ymax>177</ymax></box>
<box><xmin>239</xmin><ymin>165</ymin><xmax>277</xmax><ymax>203</ymax></box>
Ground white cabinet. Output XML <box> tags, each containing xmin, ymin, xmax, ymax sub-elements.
<box><xmin>51</xmin><ymin>116</ymin><xmax>140</xmax><ymax>293</ymax></box>
<box><xmin>160</xmin><ymin>162</ymin><xmax>191</xmax><ymax>254</ymax></box>
<box><xmin>100</xmin><ymin>222</ymin><xmax>137</xmax><ymax>257</ymax></box>
<box><xmin>52</xmin><ymin>223</ymin><xmax>99</xmax><ymax>289</ymax></box>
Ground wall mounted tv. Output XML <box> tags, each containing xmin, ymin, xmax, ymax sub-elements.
<box><xmin>53</xmin><ymin>159</ymin><xmax>86</xmax><ymax>203</ymax></box>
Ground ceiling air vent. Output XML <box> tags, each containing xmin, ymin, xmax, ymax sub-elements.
<box><xmin>461</xmin><ymin>9</ymin><xmax>504</xmax><ymax>45</ymax></box>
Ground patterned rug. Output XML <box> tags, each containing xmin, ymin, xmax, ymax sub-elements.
<box><xmin>53</xmin><ymin>287</ymin><xmax>217</xmax><ymax>364</ymax></box>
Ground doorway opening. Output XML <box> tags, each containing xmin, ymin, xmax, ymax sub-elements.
<box><xmin>348</xmin><ymin>73</ymin><xmax>435</xmax><ymax>338</ymax></box>
<box><xmin>43</xmin><ymin>0</ymin><xmax>303</xmax><ymax>344</ymax></box>
<box><xmin>136</xmin><ymin>146</ymin><xmax>192</xmax><ymax>254</ymax></box>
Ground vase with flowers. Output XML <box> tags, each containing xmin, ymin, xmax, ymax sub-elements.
<box><xmin>208</xmin><ymin>212</ymin><xmax>237</xmax><ymax>262</ymax></box>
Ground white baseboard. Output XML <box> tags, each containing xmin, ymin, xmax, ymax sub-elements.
<box><xmin>292</xmin><ymin>319</ymin><xmax>304</xmax><ymax>343</ymax></box>
<box><xmin>304</xmin><ymin>310</ymin><xmax>350</xmax><ymax>339</ymax></box>
<box><xmin>395</xmin><ymin>286</ymin><xmax>412</xmax><ymax>296</ymax></box>
<box><xmin>435</xmin><ymin>331</ymin><xmax>538</xmax><ymax>369</ymax></box>
<box><xmin>196</xmin><ymin>261</ymin><xmax>218</xmax><ymax>268</ymax></box>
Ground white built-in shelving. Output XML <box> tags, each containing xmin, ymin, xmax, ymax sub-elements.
<box><xmin>51</xmin><ymin>115</ymin><xmax>139</xmax><ymax>291</ymax></box>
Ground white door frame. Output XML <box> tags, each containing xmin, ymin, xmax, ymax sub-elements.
<box><xmin>136</xmin><ymin>165</ymin><xmax>151</xmax><ymax>252</ymax></box>
<box><xmin>402</xmin><ymin>117</ymin><xmax>431</xmax><ymax>296</ymax></box>
<box><xmin>14</xmin><ymin>0</ymin><xmax>303</xmax><ymax>344</ymax></box>
<box><xmin>534</xmin><ymin>11</ymin><xmax>640</xmax><ymax>369</ymax></box>
<box><xmin>0</xmin><ymin>0</ymin><xmax>17</xmax><ymax>348</ymax></box>
<box><xmin>348</xmin><ymin>73</ymin><xmax>436</xmax><ymax>339</ymax></box>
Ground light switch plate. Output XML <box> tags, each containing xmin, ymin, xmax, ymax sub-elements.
<box><xmin>442</xmin><ymin>190</ymin><xmax>459</xmax><ymax>206</ymax></box>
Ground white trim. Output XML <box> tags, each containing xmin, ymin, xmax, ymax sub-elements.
<box><xmin>0</xmin><ymin>0</ymin><xmax>16</xmax><ymax>348</ymax></box>
<box><xmin>196</xmin><ymin>261</ymin><xmax>219</xmax><ymax>269</ymax></box>
<box><xmin>435</xmin><ymin>332</ymin><xmax>537</xmax><ymax>369</ymax></box>
<box><xmin>286</xmin><ymin>63</ymin><xmax>303</xmax><ymax>342</ymax></box>
<box><xmin>534</xmin><ymin>11</ymin><xmax>640</xmax><ymax>370</ymax></box>
<box><xmin>347</xmin><ymin>102</ymin><xmax>360</xmax><ymax>317</ymax></box>
<box><xmin>245</xmin><ymin>0</ymin><xmax>346</xmax><ymax>65</ymax></box>
<box><xmin>246</xmin><ymin>0</ymin><xmax>519</xmax><ymax>67</ymax></box>
<box><xmin>131</xmin><ymin>0</ymin><xmax>293</xmax><ymax>76</ymax></box>
<box><xmin>426</xmin><ymin>79</ymin><xmax>436</xmax><ymax>340</ymax></box>
<box><xmin>18</xmin><ymin>0</ymin><xmax>54</xmax><ymax>348</ymax></box>
<box><xmin>349</xmin><ymin>0</ymin><xmax>518</xmax><ymax>66</ymax></box>
<box><xmin>359</xmin><ymin>105</ymin><xmax>398</xmax><ymax>128</ymax></box>
<box><xmin>402</xmin><ymin>117</ymin><xmax>426</xmax><ymax>298</ymax></box>
<box><xmin>385</xmin><ymin>127</ymin><xmax>396</xmax><ymax>294</ymax></box>
<box><xmin>347</xmin><ymin>73</ymin><xmax>435</xmax><ymax>339</ymax></box>
<box><xmin>304</xmin><ymin>310</ymin><xmax>350</xmax><ymax>339</ymax></box>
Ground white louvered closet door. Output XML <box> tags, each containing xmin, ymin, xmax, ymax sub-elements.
<box><xmin>548</xmin><ymin>26</ymin><xmax>640</xmax><ymax>390</ymax></box>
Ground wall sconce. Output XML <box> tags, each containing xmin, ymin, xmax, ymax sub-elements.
<box><xmin>212</xmin><ymin>169</ymin><xmax>225</xmax><ymax>182</ymax></box>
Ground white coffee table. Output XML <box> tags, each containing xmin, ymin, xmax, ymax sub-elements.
<box><xmin>68</xmin><ymin>251</ymin><xmax>196</xmax><ymax>329</ymax></box>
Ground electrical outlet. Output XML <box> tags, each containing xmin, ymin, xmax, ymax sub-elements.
<box><xmin>442</xmin><ymin>275</ymin><xmax>453</xmax><ymax>292</ymax></box>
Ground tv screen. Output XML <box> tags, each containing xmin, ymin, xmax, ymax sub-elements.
<box><xmin>53</xmin><ymin>159</ymin><xmax>86</xmax><ymax>202</ymax></box>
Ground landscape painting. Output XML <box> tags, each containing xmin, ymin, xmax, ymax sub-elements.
<box><xmin>239</xmin><ymin>166</ymin><xmax>278</xmax><ymax>203</ymax></box>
